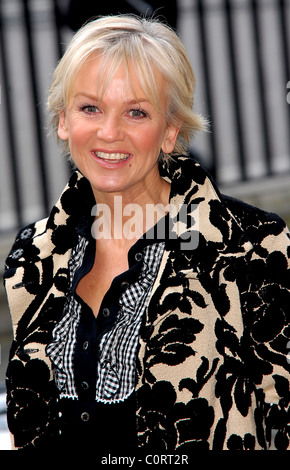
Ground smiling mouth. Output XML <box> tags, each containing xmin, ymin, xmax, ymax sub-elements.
<box><xmin>94</xmin><ymin>151</ymin><xmax>131</xmax><ymax>161</ymax></box>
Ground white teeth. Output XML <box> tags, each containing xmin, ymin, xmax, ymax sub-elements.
<box><xmin>95</xmin><ymin>151</ymin><xmax>130</xmax><ymax>161</ymax></box>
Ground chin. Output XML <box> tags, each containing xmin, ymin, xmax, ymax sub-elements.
<box><xmin>89</xmin><ymin>180</ymin><xmax>127</xmax><ymax>195</ymax></box>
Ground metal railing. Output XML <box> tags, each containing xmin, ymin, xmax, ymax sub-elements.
<box><xmin>196</xmin><ymin>0</ymin><xmax>290</xmax><ymax>181</ymax></box>
<box><xmin>0</xmin><ymin>0</ymin><xmax>290</xmax><ymax>234</ymax></box>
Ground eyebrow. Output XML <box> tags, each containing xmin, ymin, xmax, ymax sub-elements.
<box><xmin>73</xmin><ymin>92</ymin><xmax>151</xmax><ymax>105</ymax></box>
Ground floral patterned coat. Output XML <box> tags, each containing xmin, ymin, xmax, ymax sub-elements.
<box><xmin>4</xmin><ymin>156</ymin><xmax>290</xmax><ymax>451</ymax></box>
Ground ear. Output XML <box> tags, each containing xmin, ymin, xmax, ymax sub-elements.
<box><xmin>57</xmin><ymin>111</ymin><xmax>69</xmax><ymax>141</ymax></box>
<box><xmin>161</xmin><ymin>124</ymin><xmax>180</xmax><ymax>154</ymax></box>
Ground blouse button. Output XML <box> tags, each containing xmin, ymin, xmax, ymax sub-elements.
<box><xmin>81</xmin><ymin>381</ymin><xmax>89</xmax><ymax>390</ymax></box>
<box><xmin>121</xmin><ymin>281</ymin><xmax>129</xmax><ymax>290</ymax></box>
<box><xmin>83</xmin><ymin>341</ymin><xmax>89</xmax><ymax>350</ymax></box>
<box><xmin>80</xmin><ymin>412</ymin><xmax>90</xmax><ymax>422</ymax></box>
<box><xmin>102</xmin><ymin>307</ymin><xmax>110</xmax><ymax>318</ymax></box>
<box><xmin>135</xmin><ymin>252</ymin><xmax>143</xmax><ymax>262</ymax></box>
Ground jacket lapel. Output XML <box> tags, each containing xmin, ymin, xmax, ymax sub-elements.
<box><xmin>135</xmin><ymin>156</ymin><xmax>254</xmax><ymax>392</ymax></box>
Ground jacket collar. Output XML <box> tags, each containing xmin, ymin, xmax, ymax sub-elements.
<box><xmin>29</xmin><ymin>155</ymin><xmax>253</xmax><ymax>259</ymax></box>
<box><xmin>159</xmin><ymin>156</ymin><xmax>253</xmax><ymax>254</ymax></box>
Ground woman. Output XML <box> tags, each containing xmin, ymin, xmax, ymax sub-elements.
<box><xmin>4</xmin><ymin>15</ymin><xmax>290</xmax><ymax>453</ymax></box>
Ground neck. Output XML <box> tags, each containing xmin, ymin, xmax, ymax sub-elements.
<box><xmin>91</xmin><ymin>177</ymin><xmax>171</xmax><ymax>243</ymax></box>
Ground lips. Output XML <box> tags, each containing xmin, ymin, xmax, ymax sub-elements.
<box><xmin>94</xmin><ymin>151</ymin><xmax>131</xmax><ymax>161</ymax></box>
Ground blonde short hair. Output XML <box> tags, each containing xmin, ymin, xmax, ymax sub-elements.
<box><xmin>48</xmin><ymin>15</ymin><xmax>206</xmax><ymax>157</ymax></box>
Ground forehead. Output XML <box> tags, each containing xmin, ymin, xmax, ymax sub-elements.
<box><xmin>68</xmin><ymin>53</ymin><xmax>168</xmax><ymax>109</ymax></box>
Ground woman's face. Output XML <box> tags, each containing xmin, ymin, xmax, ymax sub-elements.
<box><xmin>58</xmin><ymin>56</ymin><xmax>179</xmax><ymax>201</ymax></box>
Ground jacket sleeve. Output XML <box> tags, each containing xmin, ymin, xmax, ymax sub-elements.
<box><xmin>223</xmin><ymin>195</ymin><xmax>290</xmax><ymax>449</ymax></box>
<box><xmin>3</xmin><ymin>218</ymin><xmax>63</xmax><ymax>449</ymax></box>
<box><xmin>259</xmin><ymin>223</ymin><xmax>290</xmax><ymax>450</ymax></box>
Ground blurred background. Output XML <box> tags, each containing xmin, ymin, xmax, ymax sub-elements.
<box><xmin>0</xmin><ymin>0</ymin><xmax>290</xmax><ymax>448</ymax></box>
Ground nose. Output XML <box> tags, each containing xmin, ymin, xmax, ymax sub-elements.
<box><xmin>96</xmin><ymin>113</ymin><xmax>123</xmax><ymax>142</ymax></box>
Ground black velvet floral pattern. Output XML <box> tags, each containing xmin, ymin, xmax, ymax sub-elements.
<box><xmin>4</xmin><ymin>156</ymin><xmax>290</xmax><ymax>450</ymax></box>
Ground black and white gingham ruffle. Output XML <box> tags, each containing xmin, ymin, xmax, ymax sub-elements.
<box><xmin>47</xmin><ymin>236</ymin><xmax>164</xmax><ymax>403</ymax></box>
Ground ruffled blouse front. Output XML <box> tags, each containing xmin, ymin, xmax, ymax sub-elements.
<box><xmin>46</xmin><ymin>234</ymin><xmax>165</xmax><ymax>403</ymax></box>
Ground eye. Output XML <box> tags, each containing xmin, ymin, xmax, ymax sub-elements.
<box><xmin>128</xmin><ymin>108</ymin><xmax>148</xmax><ymax>119</ymax></box>
<box><xmin>81</xmin><ymin>104</ymin><xmax>99</xmax><ymax>114</ymax></box>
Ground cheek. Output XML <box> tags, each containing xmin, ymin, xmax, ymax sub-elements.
<box><xmin>135</xmin><ymin>127</ymin><xmax>165</xmax><ymax>154</ymax></box>
<box><xmin>68</xmin><ymin>123</ymin><xmax>92</xmax><ymax>149</ymax></box>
